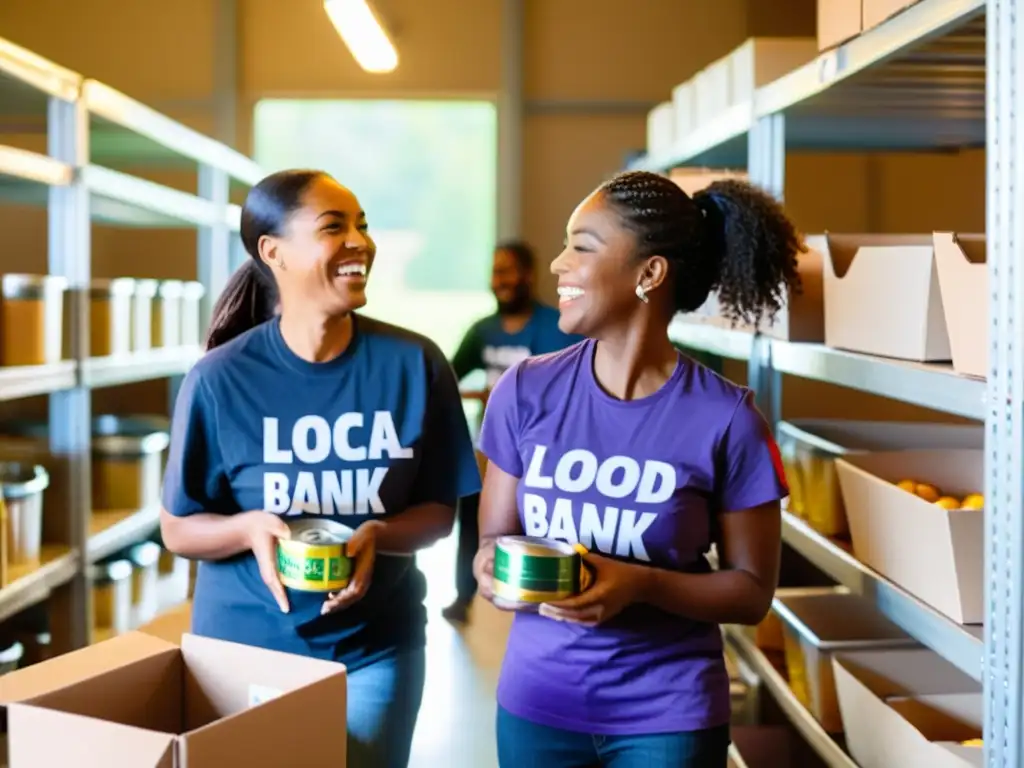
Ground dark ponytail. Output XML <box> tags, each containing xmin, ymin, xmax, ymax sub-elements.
<box><xmin>204</xmin><ymin>168</ymin><xmax>329</xmax><ymax>351</ymax></box>
<box><xmin>599</xmin><ymin>171</ymin><xmax>804</xmax><ymax>327</ymax></box>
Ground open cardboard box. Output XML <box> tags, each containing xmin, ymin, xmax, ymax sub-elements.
<box><xmin>817</xmin><ymin>233</ymin><xmax>952</xmax><ymax>361</ymax></box>
<box><xmin>818</xmin><ymin>0</ymin><xmax>862</xmax><ymax>51</ymax></box>
<box><xmin>5</xmin><ymin>631</ymin><xmax>347</xmax><ymax>768</ymax></box>
<box><xmin>833</xmin><ymin>648</ymin><xmax>982</xmax><ymax>768</ymax></box>
<box><xmin>729</xmin><ymin>38</ymin><xmax>818</xmax><ymax>105</ymax></box>
<box><xmin>834</xmin><ymin>449</ymin><xmax>984</xmax><ymax>624</ymax></box>
<box><xmin>934</xmin><ymin>232</ymin><xmax>987</xmax><ymax>379</ymax></box>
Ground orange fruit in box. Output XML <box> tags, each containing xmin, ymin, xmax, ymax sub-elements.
<box><xmin>962</xmin><ymin>493</ymin><xmax>984</xmax><ymax>510</ymax></box>
<box><xmin>913</xmin><ymin>483</ymin><xmax>941</xmax><ymax>503</ymax></box>
<box><xmin>935</xmin><ymin>496</ymin><xmax>961</xmax><ymax>510</ymax></box>
<box><xmin>961</xmin><ymin>738</ymin><xmax>983</xmax><ymax>748</ymax></box>
<box><xmin>896</xmin><ymin>479</ymin><xmax>916</xmax><ymax>493</ymax></box>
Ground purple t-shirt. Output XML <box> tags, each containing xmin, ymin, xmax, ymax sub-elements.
<box><xmin>478</xmin><ymin>338</ymin><xmax>788</xmax><ymax>736</ymax></box>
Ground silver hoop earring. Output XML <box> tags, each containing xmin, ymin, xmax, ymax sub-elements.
<box><xmin>635</xmin><ymin>284</ymin><xmax>649</xmax><ymax>304</ymax></box>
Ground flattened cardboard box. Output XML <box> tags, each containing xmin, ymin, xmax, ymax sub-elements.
<box><xmin>6</xmin><ymin>632</ymin><xmax>348</xmax><ymax>768</ymax></box>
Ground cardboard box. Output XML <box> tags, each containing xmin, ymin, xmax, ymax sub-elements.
<box><xmin>816</xmin><ymin>233</ymin><xmax>952</xmax><ymax>361</ymax></box>
<box><xmin>138</xmin><ymin>600</ymin><xmax>192</xmax><ymax>644</ymax></box>
<box><xmin>934</xmin><ymin>232</ymin><xmax>987</xmax><ymax>379</ymax></box>
<box><xmin>833</xmin><ymin>648</ymin><xmax>982</xmax><ymax>767</ymax></box>
<box><xmin>6</xmin><ymin>632</ymin><xmax>348</xmax><ymax>768</ymax></box>
<box><xmin>646</xmin><ymin>101</ymin><xmax>675</xmax><ymax>160</ymax></box>
<box><xmin>695</xmin><ymin>55</ymin><xmax>732</xmax><ymax>126</ymax></box>
<box><xmin>834</xmin><ymin>449</ymin><xmax>984</xmax><ymax>624</ymax></box>
<box><xmin>671</xmin><ymin>81</ymin><xmax>695</xmax><ymax>141</ymax></box>
<box><xmin>773</xmin><ymin>587</ymin><xmax>916</xmax><ymax>733</ymax></box>
<box><xmin>730</xmin><ymin>37</ymin><xmax>818</xmax><ymax>105</ymax></box>
<box><xmin>776</xmin><ymin>419</ymin><xmax>983</xmax><ymax>537</ymax></box>
<box><xmin>818</xmin><ymin>0</ymin><xmax>862</xmax><ymax>51</ymax></box>
<box><xmin>863</xmin><ymin>0</ymin><xmax>922</xmax><ymax>31</ymax></box>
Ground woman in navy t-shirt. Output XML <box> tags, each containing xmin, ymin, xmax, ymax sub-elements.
<box><xmin>160</xmin><ymin>169</ymin><xmax>480</xmax><ymax>768</ymax></box>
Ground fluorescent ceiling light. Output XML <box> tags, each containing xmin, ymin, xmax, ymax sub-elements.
<box><xmin>324</xmin><ymin>0</ymin><xmax>398</xmax><ymax>74</ymax></box>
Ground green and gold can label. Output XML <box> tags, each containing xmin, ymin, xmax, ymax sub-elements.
<box><xmin>492</xmin><ymin>536</ymin><xmax>590</xmax><ymax>605</ymax></box>
<box><xmin>276</xmin><ymin>520</ymin><xmax>353</xmax><ymax>592</ymax></box>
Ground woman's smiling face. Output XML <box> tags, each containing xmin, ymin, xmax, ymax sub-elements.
<box><xmin>550</xmin><ymin>191</ymin><xmax>649</xmax><ymax>338</ymax></box>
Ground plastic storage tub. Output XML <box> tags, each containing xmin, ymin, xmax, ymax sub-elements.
<box><xmin>91</xmin><ymin>558</ymin><xmax>133</xmax><ymax>635</ymax></box>
<box><xmin>131</xmin><ymin>279</ymin><xmax>158</xmax><ymax>353</ymax></box>
<box><xmin>773</xmin><ymin>587</ymin><xmax>918</xmax><ymax>733</ymax></box>
<box><xmin>0</xmin><ymin>274</ymin><xmax>67</xmax><ymax>367</ymax></box>
<box><xmin>89</xmin><ymin>278</ymin><xmax>136</xmax><ymax>357</ymax></box>
<box><xmin>0</xmin><ymin>462</ymin><xmax>49</xmax><ymax>570</ymax></box>
<box><xmin>775</xmin><ymin>419</ymin><xmax>983</xmax><ymax>537</ymax></box>
<box><xmin>152</xmin><ymin>280</ymin><xmax>183</xmax><ymax>348</ymax></box>
<box><xmin>180</xmin><ymin>281</ymin><xmax>206</xmax><ymax>347</ymax></box>
<box><xmin>92</xmin><ymin>415</ymin><xmax>171</xmax><ymax>511</ymax></box>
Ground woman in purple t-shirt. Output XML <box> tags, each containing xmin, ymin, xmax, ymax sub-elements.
<box><xmin>473</xmin><ymin>170</ymin><xmax>803</xmax><ymax>767</ymax></box>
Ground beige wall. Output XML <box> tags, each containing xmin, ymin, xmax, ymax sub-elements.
<box><xmin>0</xmin><ymin>0</ymin><xmax>986</xmax><ymax>422</ymax></box>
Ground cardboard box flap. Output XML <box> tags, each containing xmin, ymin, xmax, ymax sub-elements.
<box><xmin>934</xmin><ymin>232</ymin><xmax>988</xmax><ymax>378</ymax></box>
<box><xmin>815</xmin><ymin>233</ymin><xmax>934</xmax><ymax>280</ymax></box>
<box><xmin>182</xmin><ymin>674</ymin><xmax>348</xmax><ymax>767</ymax></box>
<box><xmin>8</xmin><ymin>702</ymin><xmax>175</xmax><ymax>768</ymax></box>
<box><xmin>0</xmin><ymin>631</ymin><xmax>176</xmax><ymax>705</ymax></box>
<box><xmin>886</xmin><ymin>694</ymin><xmax>982</xmax><ymax>741</ymax></box>
<box><xmin>835</xmin><ymin>649</ymin><xmax>981</xmax><ymax>699</ymax></box>
<box><xmin>179</xmin><ymin>633</ymin><xmax>346</xmax><ymax>730</ymax></box>
<box><xmin>837</xmin><ymin>449</ymin><xmax>983</xmax><ymax>498</ymax></box>
<box><xmin>26</xmin><ymin>649</ymin><xmax>182</xmax><ymax>733</ymax></box>
<box><xmin>936</xmin><ymin>743</ymin><xmax>984</xmax><ymax>767</ymax></box>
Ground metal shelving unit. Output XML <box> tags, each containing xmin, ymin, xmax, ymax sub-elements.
<box><xmin>0</xmin><ymin>35</ymin><xmax>263</xmax><ymax>653</ymax></box>
<box><xmin>636</xmin><ymin>0</ymin><xmax>1016</xmax><ymax>764</ymax></box>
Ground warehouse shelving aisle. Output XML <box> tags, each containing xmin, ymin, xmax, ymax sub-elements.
<box><xmin>633</xmin><ymin>0</ymin><xmax>1017</xmax><ymax>764</ymax></box>
<box><xmin>0</xmin><ymin>35</ymin><xmax>262</xmax><ymax>653</ymax></box>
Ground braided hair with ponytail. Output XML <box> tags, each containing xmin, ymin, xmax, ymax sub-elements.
<box><xmin>598</xmin><ymin>170</ymin><xmax>804</xmax><ymax>327</ymax></box>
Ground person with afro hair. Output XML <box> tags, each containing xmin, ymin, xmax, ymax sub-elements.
<box><xmin>473</xmin><ymin>170</ymin><xmax>803</xmax><ymax>767</ymax></box>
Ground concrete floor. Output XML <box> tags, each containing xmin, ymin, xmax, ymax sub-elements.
<box><xmin>410</xmin><ymin>534</ymin><xmax>512</xmax><ymax>768</ymax></box>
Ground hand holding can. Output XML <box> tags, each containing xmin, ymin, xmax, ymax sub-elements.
<box><xmin>319</xmin><ymin>520</ymin><xmax>381</xmax><ymax>615</ymax></box>
<box><xmin>244</xmin><ymin>511</ymin><xmax>292</xmax><ymax>614</ymax></box>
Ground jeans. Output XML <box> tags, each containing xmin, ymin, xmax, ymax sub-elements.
<box><xmin>496</xmin><ymin>706</ymin><xmax>730</xmax><ymax>768</ymax></box>
<box><xmin>346</xmin><ymin>647</ymin><xmax>427</xmax><ymax>768</ymax></box>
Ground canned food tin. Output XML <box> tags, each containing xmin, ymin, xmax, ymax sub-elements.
<box><xmin>277</xmin><ymin>519</ymin><xmax>353</xmax><ymax>592</ymax></box>
<box><xmin>492</xmin><ymin>536</ymin><xmax>592</xmax><ymax>610</ymax></box>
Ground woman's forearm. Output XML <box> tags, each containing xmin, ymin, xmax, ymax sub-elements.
<box><xmin>374</xmin><ymin>502</ymin><xmax>455</xmax><ymax>553</ymax></box>
<box><xmin>639</xmin><ymin>565</ymin><xmax>774</xmax><ymax>626</ymax></box>
<box><xmin>160</xmin><ymin>509</ymin><xmax>253</xmax><ymax>561</ymax></box>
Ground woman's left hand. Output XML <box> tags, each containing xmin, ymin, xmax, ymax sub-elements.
<box><xmin>538</xmin><ymin>552</ymin><xmax>650</xmax><ymax>627</ymax></box>
<box><xmin>321</xmin><ymin>520</ymin><xmax>382</xmax><ymax>615</ymax></box>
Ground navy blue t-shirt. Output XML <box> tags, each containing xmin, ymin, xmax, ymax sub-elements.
<box><xmin>451</xmin><ymin>301</ymin><xmax>582</xmax><ymax>386</ymax></box>
<box><xmin>161</xmin><ymin>315</ymin><xmax>481</xmax><ymax>670</ymax></box>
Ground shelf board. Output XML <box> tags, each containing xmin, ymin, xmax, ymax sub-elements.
<box><xmin>782</xmin><ymin>512</ymin><xmax>984</xmax><ymax>680</ymax></box>
<box><xmin>0</xmin><ymin>35</ymin><xmax>80</xmax><ymax>116</ymax></box>
<box><xmin>83</xmin><ymin>165</ymin><xmax>223</xmax><ymax>228</ymax></box>
<box><xmin>0</xmin><ymin>145</ymin><xmax>72</xmax><ymax>187</ymax></box>
<box><xmin>0</xmin><ymin>361</ymin><xmax>76</xmax><ymax>401</ymax></box>
<box><xmin>82</xmin><ymin>80</ymin><xmax>263</xmax><ymax>186</ymax></box>
<box><xmin>770</xmin><ymin>339</ymin><xmax>985</xmax><ymax>420</ymax></box>
<box><xmin>724</xmin><ymin>624</ymin><xmax>858</xmax><ymax>768</ymax></box>
<box><xmin>667</xmin><ymin>318</ymin><xmax>757</xmax><ymax>361</ymax></box>
<box><xmin>81</xmin><ymin>347</ymin><xmax>202</xmax><ymax>388</ymax></box>
<box><xmin>665</xmin><ymin>321</ymin><xmax>986</xmax><ymax>420</ymax></box>
<box><xmin>88</xmin><ymin>507</ymin><xmax>160</xmax><ymax>563</ymax></box>
<box><xmin>629</xmin><ymin>102</ymin><xmax>751</xmax><ymax>171</ymax></box>
<box><xmin>0</xmin><ymin>546</ymin><xmax>79</xmax><ymax>624</ymax></box>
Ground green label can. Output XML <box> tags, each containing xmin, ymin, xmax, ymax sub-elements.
<box><xmin>276</xmin><ymin>519</ymin><xmax>353</xmax><ymax>592</ymax></box>
<box><xmin>492</xmin><ymin>536</ymin><xmax>589</xmax><ymax>610</ymax></box>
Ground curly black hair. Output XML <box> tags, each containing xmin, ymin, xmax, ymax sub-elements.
<box><xmin>598</xmin><ymin>170</ymin><xmax>804</xmax><ymax>327</ymax></box>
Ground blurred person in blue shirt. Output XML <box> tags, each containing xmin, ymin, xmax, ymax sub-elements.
<box><xmin>443</xmin><ymin>240</ymin><xmax>581</xmax><ymax>622</ymax></box>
